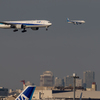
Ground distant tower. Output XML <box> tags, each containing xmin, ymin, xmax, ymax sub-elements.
<box><xmin>55</xmin><ymin>77</ymin><xmax>64</xmax><ymax>87</ymax></box>
<box><xmin>83</xmin><ymin>71</ymin><xmax>95</xmax><ymax>88</ymax></box>
<box><xmin>64</xmin><ymin>75</ymin><xmax>73</xmax><ymax>86</ymax></box>
<box><xmin>40</xmin><ymin>71</ymin><xmax>54</xmax><ymax>86</ymax></box>
<box><xmin>20</xmin><ymin>80</ymin><xmax>25</xmax><ymax>89</ymax></box>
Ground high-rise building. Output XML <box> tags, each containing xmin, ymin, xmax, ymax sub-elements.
<box><xmin>76</xmin><ymin>78</ymin><xmax>82</xmax><ymax>87</ymax></box>
<box><xmin>40</xmin><ymin>71</ymin><xmax>54</xmax><ymax>86</ymax></box>
<box><xmin>83</xmin><ymin>70</ymin><xmax>95</xmax><ymax>88</ymax></box>
<box><xmin>54</xmin><ymin>77</ymin><xmax>64</xmax><ymax>87</ymax></box>
<box><xmin>64</xmin><ymin>75</ymin><xmax>73</xmax><ymax>87</ymax></box>
<box><xmin>0</xmin><ymin>87</ymin><xmax>8</xmax><ymax>97</ymax></box>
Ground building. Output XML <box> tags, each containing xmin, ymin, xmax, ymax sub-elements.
<box><xmin>0</xmin><ymin>87</ymin><xmax>8</xmax><ymax>97</ymax></box>
<box><xmin>64</xmin><ymin>75</ymin><xmax>73</xmax><ymax>87</ymax></box>
<box><xmin>92</xmin><ymin>82</ymin><xmax>97</xmax><ymax>91</ymax></box>
<box><xmin>33</xmin><ymin>87</ymin><xmax>100</xmax><ymax>100</ymax></box>
<box><xmin>33</xmin><ymin>89</ymin><xmax>52</xmax><ymax>99</ymax></box>
<box><xmin>54</xmin><ymin>77</ymin><xmax>64</xmax><ymax>87</ymax></box>
<box><xmin>76</xmin><ymin>78</ymin><xmax>82</xmax><ymax>87</ymax></box>
<box><xmin>52</xmin><ymin>90</ymin><xmax>100</xmax><ymax>100</ymax></box>
<box><xmin>40</xmin><ymin>71</ymin><xmax>54</xmax><ymax>86</ymax></box>
<box><xmin>83</xmin><ymin>70</ymin><xmax>95</xmax><ymax>88</ymax></box>
<box><xmin>86</xmin><ymin>82</ymin><xmax>97</xmax><ymax>91</ymax></box>
<box><xmin>4</xmin><ymin>85</ymin><xmax>100</xmax><ymax>100</ymax></box>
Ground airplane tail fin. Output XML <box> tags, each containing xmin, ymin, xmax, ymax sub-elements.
<box><xmin>79</xmin><ymin>93</ymin><xmax>82</xmax><ymax>100</ymax></box>
<box><xmin>67</xmin><ymin>18</ymin><xmax>70</xmax><ymax>22</ymax></box>
<box><xmin>15</xmin><ymin>85</ymin><xmax>36</xmax><ymax>100</ymax></box>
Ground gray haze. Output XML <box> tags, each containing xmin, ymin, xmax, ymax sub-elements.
<box><xmin>0</xmin><ymin>0</ymin><xmax>100</xmax><ymax>90</ymax></box>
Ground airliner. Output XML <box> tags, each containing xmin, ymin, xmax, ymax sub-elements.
<box><xmin>67</xmin><ymin>18</ymin><xmax>85</xmax><ymax>25</ymax></box>
<box><xmin>15</xmin><ymin>85</ymin><xmax>36</xmax><ymax>100</ymax></box>
<box><xmin>0</xmin><ymin>20</ymin><xmax>52</xmax><ymax>32</ymax></box>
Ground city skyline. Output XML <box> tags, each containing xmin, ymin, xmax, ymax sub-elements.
<box><xmin>0</xmin><ymin>70</ymin><xmax>95</xmax><ymax>90</ymax></box>
<box><xmin>40</xmin><ymin>70</ymin><xmax>95</xmax><ymax>88</ymax></box>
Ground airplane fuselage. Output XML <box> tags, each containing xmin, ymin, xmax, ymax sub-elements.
<box><xmin>0</xmin><ymin>20</ymin><xmax>52</xmax><ymax>32</ymax></box>
<box><xmin>0</xmin><ymin>20</ymin><xmax>52</xmax><ymax>28</ymax></box>
<box><xmin>67</xmin><ymin>18</ymin><xmax>85</xmax><ymax>25</ymax></box>
<box><xmin>68</xmin><ymin>20</ymin><xmax>85</xmax><ymax>24</ymax></box>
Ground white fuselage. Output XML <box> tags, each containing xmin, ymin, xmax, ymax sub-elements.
<box><xmin>68</xmin><ymin>20</ymin><xmax>85</xmax><ymax>24</ymax></box>
<box><xmin>0</xmin><ymin>20</ymin><xmax>52</xmax><ymax>29</ymax></box>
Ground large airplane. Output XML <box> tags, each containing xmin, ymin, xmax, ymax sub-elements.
<box><xmin>0</xmin><ymin>20</ymin><xmax>52</xmax><ymax>32</ymax></box>
<box><xmin>15</xmin><ymin>85</ymin><xmax>36</xmax><ymax>100</ymax></box>
<box><xmin>67</xmin><ymin>18</ymin><xmax>85</xmax><ymax>25</ymax></box>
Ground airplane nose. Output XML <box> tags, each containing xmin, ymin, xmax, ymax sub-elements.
<box><xmin>49</xmin><ymin>23</ymin><xmax>52</xmax><ymax>26</ymax></box>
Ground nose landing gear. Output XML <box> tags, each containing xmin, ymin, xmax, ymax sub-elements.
<box><xmin>46</xmin><ymin>26</ymin><xmax>48</xmax><ymax>31</ymax></box>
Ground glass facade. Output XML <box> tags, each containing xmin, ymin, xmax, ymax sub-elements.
<box><xmin>83</xmin><ymin>71</ymin><xmax>95</xmax><ymax>88</ymax></box>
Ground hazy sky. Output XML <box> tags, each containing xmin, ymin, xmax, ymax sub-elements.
<box><xmin>0</xmin><ymin>0</ymin><xmax>100</xmax><ymax>90</ymax></box>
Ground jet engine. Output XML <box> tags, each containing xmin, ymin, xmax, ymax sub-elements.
<box><xmin>31</xmin><ymin>27</ymin><xmax>39</xmax><ymax>30</ymax></box>
<box><xmin>15</xmin><ymin>24</ymin><xmax>22</xmax><ymax>29</ymax></box>
<box><xmin>11</xmin><ymin>24</ymin><xmax>26</xmax><ymax>29</ymax></box>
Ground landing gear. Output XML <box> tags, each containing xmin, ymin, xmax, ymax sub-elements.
<box><xmin>46</xmin><ymin>28</ymin><xmax>48</xmax><ymax>31</ymax></box>
<box><xmin>22</xmin><ymin>29</ymin><xmax>27</xmax><ymax>33</ymax></box>
<box><xmin>13</xmin><ymin>29</ymin><xmax>18</xmax><ymax>32</ymax></box>
<box><xmin>46</xmin><ymin>26</ymin><xmax>48</xmax><ymax>31</ymax></box>
<box><xmin>22</xmin><ymin>28</ymin><xmax>27</xmax><ymax>33</ymax></box>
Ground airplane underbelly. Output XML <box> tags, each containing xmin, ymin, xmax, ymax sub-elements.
<box><xmin>26</xmin><ymin>24</ymin><xmax>46</xmax><ymax>28</ymax></box>
<box><xmin>0</xmin><ymin>24</ymin><xmax>11</xmax><ymax>29</ymax></box>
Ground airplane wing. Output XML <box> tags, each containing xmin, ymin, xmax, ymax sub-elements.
<box><xmin>0</xmin><ymin>21</ymin><xmax>14</xmax><ymax>25</ymax></box>
<box><xmin>72</xmin><ymin>21</ymin><xmax>82</xmax><ymax>25</ymax></box>
<box><xmin>71</xmin><ymin>21</ymin><xmax>77</xmax><ymax>24</ymax></box>
<box><xmin>0</xmin><ymin>21</ymin><xmax>26</xmax><ymax>29</ymax></box>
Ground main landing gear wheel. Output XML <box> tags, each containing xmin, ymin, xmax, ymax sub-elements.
<box><xmin>22</xmin><ymin>30</ymin><xmax>27</xmax><ymax>33</ymax></box>
<box><xmin>13</xmin><ymin>29</ymin><xmax>18</xmax><ymax>32</ymax></box>
<box><xmin>22</xmin><ymin>28</ymin><xmax>27</xmax><ymax>33</ymax></box>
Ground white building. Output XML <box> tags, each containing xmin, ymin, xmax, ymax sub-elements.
<box><xmin>76</xmin><ymin>78</ymin><xmax>82</xmax><ymax>87</ymax></box>
<box><xmin>33</xmin><ymin>90</ymin><xmax>52</xmax><ymax>99</ymax></box>
<box><xmin>40</xmin><ymin>71</ymin><xmax>54</xmax><ymax>86</ymax></box>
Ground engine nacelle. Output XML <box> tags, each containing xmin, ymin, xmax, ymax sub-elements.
<box><xmin>11</xmin><ymin>24</ymin><xmax>26</xmax><ymax>29</ymax></box>
<box><xmin>15</xmin><ymin>24</ymin><xmax>22</xmax><ymax>29</ymax></box>
<box><xmin>31</xmin><ymin>27</ymin><xmax>39</xmax><ymax>30</ymax></box>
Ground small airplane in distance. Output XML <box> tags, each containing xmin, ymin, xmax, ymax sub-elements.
<box><xmin>15</xmin><ymin>85</ymin><xmax>36</xmax><ymax>100</ymax></box>
<box><xmin>67</xmin><ymin>18</ymin><xmax>85</xmax><ymax>25</ymax></box>
<box><xmin>0</xmin><ymin>20</ymin><xmax>52</xmax><ymax>32</ymax></box>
